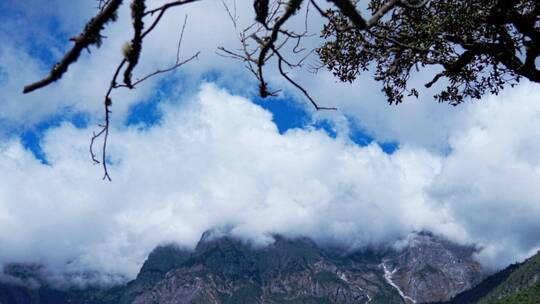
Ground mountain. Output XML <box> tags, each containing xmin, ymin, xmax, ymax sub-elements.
<box><xmin>0</xmin><ymin>263</ymin><xmax>124</xmax><ymax>304</ymax></box>
<box><xmin>382</xmin><ymin>232</ymin><xmax>481</xmax><ymax>303</ymax></box>
<box><xmin>437</xmin><ymin>250</ymin><xmax>540</xmax><ymax>304</ymax></box>
<box><xmin>0</xmin><ymin>232</ymin><xmax>482</xmax><ymax>304</ymax></box>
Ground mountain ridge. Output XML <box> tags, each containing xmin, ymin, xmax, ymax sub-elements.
<box><xmin>436</xmin><ymin>250</ymin><xmax>540</xmax><ymax>304</ymax></box>
<box><xmin>0</xmin><ymin>231</ymin><xmax>484</xmax><ymax>304</ymax></box>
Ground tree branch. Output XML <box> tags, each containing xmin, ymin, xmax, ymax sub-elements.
<box><xmin>123</xmin><ymin>0</ymin><xmax>146</xmax><ymax>87</ymax></box>
<box><xmin>327</xmin><ymin>0</ymin><xmax>367</xmax><ymax>29</ymax></box>
<box><xmin>367</xmin><ymin>0</ymin><xmax>399</xmax><ymax>27</ymax></box>
<box><xmin>23</xmin><ymin>0</ymin><xmax>123</xmax><ymax>93</ymax></box>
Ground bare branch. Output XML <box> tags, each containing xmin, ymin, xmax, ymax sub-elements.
<box><xmin>123</xmin><ymin>0</ymin><xmax>146</xmax><ymax>88</ymax></box>
<box><xmin>254</xmin><ymin>0</ymin><xmax>270</xmax><ymax>25</ymax></box>
<box><xmin>89</xmin><ymin>2</ymin><xmax>200</xmax><ymax>181</ymax></box>
<box><xmin>90</xmin><ymin>59</ymin><xmax>126</xmax><ymax>181</ymax></box>
<box><xmin>97</xmin><ymin>0</ymin><xmax>113</xmax><ymax>11</ymax></box>
<box><xmin>256</xmin><ymin>0</ymin><xmax>304</xmax><ymax>96</ymax></box>
<box><xmin>327</xmin><ymin>0</ymin><xmax>367</xmax><ymax>29</ymax></box>
<box><xmin>273</xmin><ymin>46</ymin><xmax>336</xmax><ymax>110</ymax></box>
<box><xmin>117</xmin><ymin>53</ymin><xmax>200</xmax><ymax>88</ymax></box>
<box><xmin>23</xmin><ymin>0</ymin><xmax>123</xmax><ymax>93</ymax></box>
<box><xmin>144</xmin><ymin>0</ymin><xmax>200</xmax><ymax>16</ymax></box>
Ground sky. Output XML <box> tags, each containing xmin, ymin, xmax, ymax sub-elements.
<box><xmin>1</xmin><ymin>0</ymin><xmax>540</xmax><ymax>284</ymax></box>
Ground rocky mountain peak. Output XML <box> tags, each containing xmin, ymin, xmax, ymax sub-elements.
<box><xmin>122</xmin><ymin>231</ymin><xmax>481</xmax><ymax>304</ymax></box>
<box><xmin>382</xmin><ymin>232</ymin><xmax>482</xmax><ymax>303</ymax></box>
<box><xmin>0</xmin><ymin>231</ymin><xmax>485</xmax><ymax>304</ymax></box>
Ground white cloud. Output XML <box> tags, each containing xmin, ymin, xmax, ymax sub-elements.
<box><xmin>0</xmin><ymin>84</ymin><xmax>449</xmax><ymax>280</ymax></box>
<box><xmin>1</xmin><ymin>83</ymin><xmax>539</xmax><ymax>282</ymax></box>
<box><xmin>428</xmin><ymin>84</ymin><xmax>540</xmax><ymax>269</ymax></box>
<box><xmin>0</xmin><ymin>0</ymin><xmax>234</xmax><ymax>127</ymax></box>
<box><xmin>1</xmin><ymin>0</ymin><xmax>473</xmax><ymax>150</ymax></box>
<box><xmin>2</xmin><ymin>1</ymin><xmax>540</xmax><ymax>283</ymax></box>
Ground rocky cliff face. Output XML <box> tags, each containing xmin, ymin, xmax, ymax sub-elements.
<box><xmin>123</xmin><ymin>232</ymin><xmax>481</xmax><ymax>304</ymax></box>
<box><xmin>128</xmin><ymin>235</ymin><xmax>396</xmax><ymax>304</ymax></box>
<box><xmin>0</xmin><ymin>232</ymin><xmax>482</xmax><ymax>304</ymax></box>
<box><xmin>382</xmin><ymin>232</ymin><xmax>482</xmax><ymax>303</ymax></box>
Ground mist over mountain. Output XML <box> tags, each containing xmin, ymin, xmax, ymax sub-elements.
<box><xmin>0</xmin><ymin>231</ymin><xmax>485</xmax><ymax>304</ymax></box>
<box><xmin>2</xmin><ymin>1</ymin><xmax>540</xmax><ymax>299</ymax></box>
<box><xmin>1</xmin><ymin>1</ymin><xmax>540</xmax><ymax>304</ymax></box>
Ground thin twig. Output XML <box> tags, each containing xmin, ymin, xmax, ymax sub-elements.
<box><xmin>90</xmin><ymin>59</ymin><xmax>126</xmax><ymax>181</ymax></box>
<box><xmin>89</xmin><ymin>1</ymin><xmax>200</xmax><ymax>181</ymax></box>
<box><xmin>116</xmin><ymin>53</ymin><xmax>200</xmax><ymax>88</ymax></box>
<box><xmin>274</xmin><ymin>47</ymin><xmax>336</xmax><ymax>110</ymax></box>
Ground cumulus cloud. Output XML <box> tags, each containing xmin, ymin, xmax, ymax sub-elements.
<box><xmin>1</xmin><ymin>83</ymin><xmax>539</xmax><ymax>283</ymax></box>
<box><xmin>1</xmin><ymin>0</ymin><xmax>472</xmax><ymax>150</ymax></box>
<box><xmin>2</xmin><ymin>0</ymin><xmax>540</xmax><ymax>285</ymax></box>
<box><xmin>428</xmin><ymin>84</ymin><xmax>540</xmax><ymax>269</ymax></box>
<box><xmin>0</xmin><ymin>84</ymin><xmax>448</xmax><ymax>280</ymax></box>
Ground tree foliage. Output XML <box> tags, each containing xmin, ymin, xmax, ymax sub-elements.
<box><xmin>318</xmin><ymin>0</ymin><xmax>540</xmax><ymax>105</ymax></box>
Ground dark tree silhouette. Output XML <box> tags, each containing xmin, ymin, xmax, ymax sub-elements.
<box><xmin>317</xmin><ymin>0</ymin><xmax>540</xmax><ymax>105</ymax></box>
<box><xmin>22</xmin><ymin>0</ymin><xmax>540</xmax><ymax>180</ymax></box>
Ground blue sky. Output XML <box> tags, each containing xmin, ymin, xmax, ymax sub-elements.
<box><xmin>13</xmin><ymin>58</ymin><xmax>398</xmax><ymax>164</ymax></box>
<box><xmin>0</xmin><ymin>0</ymin><xmax>397</xmax><ymax>164</ymax></box>
<box><xmin>0</xmin><ymin>0</ymin><xmax>540</xmax><ymax>281</ymax></box>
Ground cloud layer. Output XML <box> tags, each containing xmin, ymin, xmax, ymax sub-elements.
<box><xmin>0</xmin><ymin>0</ymin><xmax>470</xmax><ymax>149</ymax></box>
<box><xmin>1</xmin><ymin>0</ymin><xmax>540</xmax><ymax>285</ymax></box>
<box><xmin>1</xmin><ymin>84</ymin><xmax>540</xmax><ymax>282</ymax></box>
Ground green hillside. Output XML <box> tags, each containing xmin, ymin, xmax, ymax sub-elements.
<box><xmin>440</xmin><ymin>251</ymin><xmax>540</xmax><ymax>304</ymax></box>
<box><xmin>478</xmin><ymin>251</ymin><xmax>540</xmax><ymax>304</ymax></box>
<box><xmin>496</xmin><ymin>283</ymin><xmax>540</xmax><ymax>304</ymax></box>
